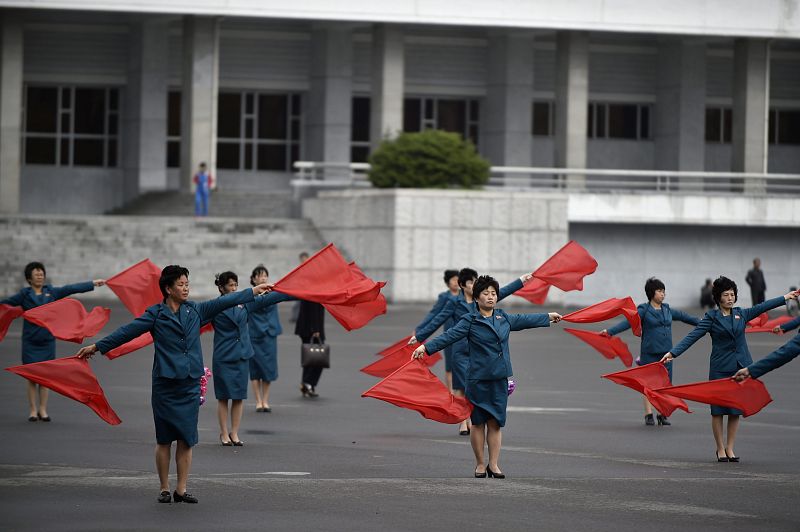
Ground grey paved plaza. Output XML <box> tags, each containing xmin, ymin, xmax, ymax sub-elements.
<box><xmin>1</xmin><ymin>300</ymin><xmax>799</xmax><ymax>531</ymax></box>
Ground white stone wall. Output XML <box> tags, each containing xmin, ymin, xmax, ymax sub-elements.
<box><xmin>302</xmin><ymin>189</ymin><xmax>569</xmax><ymax>303</ymax></box>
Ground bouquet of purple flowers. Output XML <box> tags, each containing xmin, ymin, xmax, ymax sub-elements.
<box><xmin>200</xmin><ymin>367</ymin><xmax>212</xmax><ymax>405</ymax></box>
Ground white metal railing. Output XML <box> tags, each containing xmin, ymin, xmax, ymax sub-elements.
<box><xmin>292</xmin><ymin>161</ymin><xmax>800</xmax><ymax>195</ymax></box>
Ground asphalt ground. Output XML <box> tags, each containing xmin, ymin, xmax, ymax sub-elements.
<box><xmin>1</xmin><ymin>298</ymin><xmax>799</xmax><ymax>532</ymax></box>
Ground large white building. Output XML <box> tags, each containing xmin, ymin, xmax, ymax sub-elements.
<box><xmin>0</xmin><ymin>0</ymin><xmax>799</xmax><ymax>215</ymax></box>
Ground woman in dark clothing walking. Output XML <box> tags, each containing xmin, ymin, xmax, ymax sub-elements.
<box><xmin>296</xmin><ymin>300</ymin><xmax>326</xmax><ymax>397</ymax></box>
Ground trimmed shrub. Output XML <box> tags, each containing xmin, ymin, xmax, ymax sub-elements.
<box><xmin>368</xmin><ymin>129</ymin><xmax>490</xmax><ymax>189</ymax></box>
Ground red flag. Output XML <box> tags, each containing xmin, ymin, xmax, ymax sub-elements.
<box><xmin>746</xmin><ymin>312</ymin><xmax>769</xmax><ymax>328</ymax></box>
<box><xmin>564</xmin><ymin>328</ymin><xmax>633</xmax><ymax>367</ymax></box>
<box><xmin>105</xmin><ymin>332</ymin><xmax>154</xmax><ymax>360</ymax></box>
<box><xmin>361</xmin><ymin>344</ymin><xmax>441</xmax><ymax>378</ymax></box>
<box><xmin>323</xmin><ymin>262</ymin><xmax>388</xmax><ymax>331</ymax></box>
<box><xmin>106</xmin><ymin>259</ymin><xmax>162</xmax><ymax>317</ymax></box>
<box><xmin>377</xmin><ymin>336</ymin><xmax>414</xmax><ymax>357</ymax></box>
<box><xmin>362</xmin><ymin>359</ymin><xmax>473</xmax><ymax>424</ymax></box>
<box><xmin>514</xmin><ymin>278</ymin><xmax>551</xmax><ymax>305</ymax></box>
<box><xmin>562</xmin><ymin>297</ymin><xmax>642</xmax><ymax>336</ymax></box>
<box><xmin>655</xmin><ymin>378</ymin><xmax>772</xmax><ymax>417</ymax></box>
<box><xmin>602</xmin><ymin>363</ymin><xmax>691</xmax><ymax>417</ymax></box>
<box><xmin>0</xmin><ymin>304</ymin><xmax>24</xmax><ymax>341</ymax></box>
<box><xmin>746</xmin><ymin>315</ymin><xmax>794</xmax><ymax>333</ymax></box>
<box><xmin>273</xmin><ymin>244</ymin><xmax>384</xmax><ymax>305</ymax></box>
<box><xmin>532</xmin><ymin>241</ymin><xmax>598</xmax><ymax>292</ymax></box>
<box><xmin>6</xmin><ymin>356</ymin><xmax>122</xmax><ymax>425</ymax></box>
<box><xmin>23</xmin><ymin>299</ymin><xmax>110</xmax><ymax>343</ymax></box>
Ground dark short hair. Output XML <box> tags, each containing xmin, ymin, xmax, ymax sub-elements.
<box><xmin>712</xmin><ymin>276</ymin><xmax>738</xmax><ymax>305</ymax></box>
<box><xmin>159</xmin><ymin>265</ymin><xmax>190</xmax><ymax>298</ymax></box>
<box><xmin>443</xmin><ymin>269</ymin><xmax>459</xmax><ymax>285</ymax></box>
<box><xmin>215</xmin><ymin>271</ymin><xmax>238</xmax><ymax>292</ymax></box>
<box><xmin>472</xmin><ymin>275</ymin><xmax>500</xmax><ymax>299</ymax></box>
<box><xmin>24</xmin><ymin>262</ymin><xmax>46</xmax><ymax>283</ymax></box>
<box><xmin>644</xmin><ymin>277</ymin><xmax>665</xmax><ymax>301</ymax></box>
<box><xmin>458</xmin><ymin>268</ymin><xmax>478</xmax><ymax>288</ymax></box>
<box><xmin>250</xmin><ymin>264</ymin><xmax>269</xmax><ymax>286</ymax></box>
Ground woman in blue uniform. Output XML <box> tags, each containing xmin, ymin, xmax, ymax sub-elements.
<box><xmin>1</xmin><ymin>261</ymin><xmax>104</xmax><ymax>422</ymax></box>
<box><xmin>410</xmin><ymin>267</ymin><xmax>531</xmax><ymax>435</ymax></box>
<box><xmin>212</xmin><ymin>271</ymin><xmax>293</xmax><ymax>445</ymax></box>
<box><xmin>248</xmin><ymin>265</ymin><xmax>284</xmax><ymax>413</ymax></box>
<box><xmin>602</xmin><ymin>277</ymin><xmax>699</xmax><ymax>426</ymax></box>
<box><xmin>77</xmin><ymin>265</ymin><xmax>272</xmax><ymax>504</ymax></box>
<box><xmin>413</xmin><ymin>276</ymin><xmax>561</xmax><ymax>478</ymax></box>
<box><xmin>413</xmin><ymin>269</ymin><xmax>460</xmax><ymax>390</ymax></box>
<box><xmin>661</xmin><ymin>277</ymin><xmax>798</xmax><ymax>462</ymax></box>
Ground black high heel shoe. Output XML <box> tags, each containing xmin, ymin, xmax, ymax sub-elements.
<box><xmin>716</xmin><ymin>451</ymin><xmax>729</xmax><ymax>462</ymax></box>
<box><xmin>725</xmin><ymin>452</ymin><xmax>740</xmax><ymax>463</ymax></box>
<box><xmin>474</xmin><ymin>467</ymin><xmax>487</xmax><ymax>478</ymax></box>
<box><xmin>486</xmin><ymin>467</ymin><xmax>505</xmax><ymax>479</ymax></box>
<box><xmin>157</xmin><ymin>490</ymin><xmax>172</xmax><ymax>503</ymax></box>
<box><xmin>172</xmin><ymin>490</ymin><xmax>198</xmax><ymax>503</ymax></box>
<box><xmin>656</xmin><ymin>414</ymin><xmax>671</xmax><ymax>426</ymax></box>
<box><xmin>644</xmin><ymin>414</ymin><xmax>655</xmax><ymax>426</ymax></box>
<box><xmin>220</xmin><ymin>435</ymin><xmax>233</xmax><ymax>446</ymax></box>
<box><xmin>229</xmin><ymin>433</ymin><xmax>243</xmax><ymax>446</ymax></box>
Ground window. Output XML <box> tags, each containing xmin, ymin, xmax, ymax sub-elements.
<box><xmin>768</xmin><ymin>109</ymin><xmax>800</xmax><ymax>145</ymax></box>
<box><xmin>351</xmin><ymin>96</ymin><xmax>371</xmax><ymax>163</ymax></box>
<box><xmin>532</xmin><ymin>101</ymin><xmax>554</xmax><ymax>136</ymax></box>
<box><xmin>23</xmin><ymin>85</ymin><xmax>119</xmax><ymax>167</ymax></box>
<box><xmin>216</xmin><ymin>91</ymin><xmax>302</xmax><ymax>171</ymax></box>
<box><xmin>167</xmin><ymin>91</ymin><xmax>181</xmax><ymax>168</ymax></box>
<box><xmin>705</xmin><ymin>107</ymin><xmax>732</xmax><ymax>143</ymax></box>
<box><xmin>403</xmin><ymin>97</ymin><xmax>480</xmax><ymax>147</ymax></box>
<box><xmin>587</xmin><ymin>102</ymin><xmax>651</xmax><ymax>140</ymax></box>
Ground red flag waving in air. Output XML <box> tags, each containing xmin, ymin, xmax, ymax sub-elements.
<box><xmin>361</xmin><ymin>344</ymin><xmax>441</xmax><ymax>378</ymax></box>
<box><xmin>514</xmin><ymin>278</ymin><xmax>551</xmax><ymax>305</ymax></box>
<box><xmin>655</xmin><ymin>378</ymin><xmax>772</xmax><ymax>417</ymax></box>
<box><xmin>6</xmin><ymin>356</ymin><xmax>122</xmax><ymax>425</ymax></box>
<box><xmin>106</xmin><ymin>259</ymin><xmax>162</xmax><ymax>317</ymax></box>
<box><xmin>0</xmin><ymin>304</ymin><xmax>24</xmax><ymax>342</ymax></box>
<box><xmin>23</xmin><ymin>299</ymin><xmax>110</xmax><ymax>343</ymax></box>
<box><xmin>532</xmin><ymin>241</ymin><xmax>598</xmax><ymax>292</ymax></box>
<box><xmin>564</xmin><ymin>328</ymin><xmax>633</xmax><ymax>367</ymax></box>
<box><xmin>377</xmin><ymin>336</ymin><xmax>414</xmax><ymax>357</ymax></box>
<box><xmin>362</xmin><ymin>359</ymin><xmax>473</xmax><ymax>424</ymax></box>
<box><xmin>324</xmin><ymin>262</ymin><xmax>388</xmax><ymax>331</ymax></box>
<box><xmin>105</xmin><ymin>332</ymin><xmax>154</xmax><ymax>360</ymax></box>
<box><xmin>602</xmin><ymin>363</ymin><xmax>691</xmax><ymax>417</ymax></box>
<box><xmin>274</xmin><ymin>245</ymin><xmax>384</xmax><ymax>306</ymax></box>
<box><xmin>746</xmin><ymin>315</ymin><xmax>794</xmax><ymax>334</ymax></box>
<box><xmin>562</xmin><ymin>297</ymin><xmax>642</xmax><ymax>336</ymax></box>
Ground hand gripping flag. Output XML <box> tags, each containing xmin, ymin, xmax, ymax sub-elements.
<box><xmin>361</xmin><ymin>343</ymin><xmax>441</xmax><ymax>378</ymax></box>
<box><xmin>0</xmin><ymin>304</ymin><xmax>24</xmax><ymax>341</ymax></box>
<box><xmin>654</xmin><ymin>378</ymin><xmax>772</xmax><ymax>417</ymax></box>
<box><xmin>602</xmin><ymin>363</ymin><xmax>691</xmax><ymax>417</ymax></box>
<box><xmin>6</xmin><ymin>356</ymin><xmax>122</xmax><ymax>425</ymax></box>
<box><xmin>746</xmin><ymin>315</ymin><xmax>794</xmax><ymax>334</ymax></box>
<box><xmin>564</xmin><ymin>328</ymin><xmax>633</xmax><ymax>367</ymax></box>
<box><xmin>23</xmin><ymin>299</ymin><xmax>110</xmax><ymax>343</ymax></box>
<box><xmin>532</xmin><ymin>241</ymin><xmax>598</xmax><ymax>292</ymax></box>
<box><xmin>362</xmin><ymin>359</ymin><xmax>473</xmax><ymax>424</ymax></box>
<box><xmin>106</xmin><ymin>259</ymin><xmax>163</xmax><ymax>317</ymax></box>
<box><xmin>562</xmin><ymin>297</ymin><xmax>642</xmax><ymax>336</ymax></box>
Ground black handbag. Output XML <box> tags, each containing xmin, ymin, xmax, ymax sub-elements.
<box><xmin>301</xmin><ymin>337</ymin><xmax>330</xmax><ymax>368</ymax></box>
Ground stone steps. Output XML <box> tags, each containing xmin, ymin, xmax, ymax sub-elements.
<box><xmin>108</xmin><ymin>190</ymin><xmax>295</xmax><ymax>218</ymax></box>
<box><xmin>0</xmin><ymin>215</ymin><xmax>325</xmax><ymax>299</ymax></box>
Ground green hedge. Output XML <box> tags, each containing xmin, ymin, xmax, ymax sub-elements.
<box><xmin>368</xmin><ymin>129</ymin><xmax>490</xmax><ymax>188</ymax></box>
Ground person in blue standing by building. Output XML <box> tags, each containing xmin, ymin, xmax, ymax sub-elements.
<box><xmin>413</xmin><ymin>275</ymin><xmax>562</xmax><ymax>479</ymax></box>
<box><xmin>193</xmin><ymin>162</ymin><xmax>214</xmax><ymax>217</ymax></box>
<box><xmin>1</xmin><ymin>261</ymin><xmax>105</xmax><ymax>422</ymax></box>
<box><xmin>412</xmin><ymin>269</ymin><xmax>460</xmax><ymax>391</ymax></box>
<box><xmin>248</xmin><ymin>265</ymin><xmax>286</xmax><ymax>413</ymax></box>
<box><xmin>660</xmin><ymin>277</ymin><xmax>798</xmax><ymax>462</ymax></box>
<box><xmin>212</xmin><ymin>270</ymin><xmax>294</xmax><ymax>446</ymax></box>
<box><xmin>409</xmin><ymin>267</ymin><xmax>532</xmax><ymax>436</ymax></box>
<box><xmin>601</xmin><ymin>277</ymin><xmax>700</xmax><ymax>426</ymax></box>
<box><xmin>76</xmin><ymin>265</ymin><xmax>273</xmax><ymax>504</ymax></box>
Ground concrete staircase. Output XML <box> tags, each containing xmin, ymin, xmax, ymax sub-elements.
<box><xmin>0</xmin><ymin>215</ymin><xmax>325</xmax><ymax>300</ymax></box>
<box><xmin>108</xmin><ymin>190</ymin><xmax>294</xmax><ymax>218</ymax></box>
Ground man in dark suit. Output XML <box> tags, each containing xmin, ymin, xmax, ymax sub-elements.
<box><xmin>745</xmin><ymin>258</ymin><xmax>766</xmax><ymax>305</ymax></box>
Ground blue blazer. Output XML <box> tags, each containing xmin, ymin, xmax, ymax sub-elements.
<box><xmin>1</xmin><ymin>282</ymin><xmax>95</xmax><ymax>358</ymax></box>
<box><xmin>424</xmin><ymin>308</ymin><xmax>550</xmax><ymax>380</ymax></box>
<box><xmin>416</xmin><ymin>278</ymin><xmax>524</xmax><ymax>342</ymax></box>
<box><xmin>416</xmin><ymin>291</ymin><xmax>452</xmax><ymax>332</ymax></box>
<box><xmin>779</xmin><ymin>315</ymin><xmax>800</xmax><ymax>333</ymax></box>
<box><xmin>748</xmin><ymin>334</ymin><xmax>800</xmax><ymax>378</ymax></box>
<box><xmin>607</xmin><ymin>303</ymin><xmax>699</xmax><ymax>356</ymax></box>
<box><xmin>247</xmin><ymin>292</ymin><xmax>293</xmax><ymax>339</ymax></box>
<box><xmin>671</xmin><ymin>296</ymin><xmax>786</xmax><ymax>378</ymax></box>
<box><xmin>96</xmin><ymin>289</ymin><xmax>256</xmax><ymax>379</ymax></box>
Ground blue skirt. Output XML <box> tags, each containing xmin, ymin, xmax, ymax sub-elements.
<box><xmin>466</xmin><ymin>378</ymin><xmax>508</xmax><ymax>427</ymax></box>
<box><xmin>637</xmin><ymin>352</ymin><xmax>672</xmax><ymax>382</ymax></box>
<box><xmin>249</xmin><ymin>335</ymin><xmax>278</xmax><ymax>382</ymax></box>
<box><xmin>22</xmin><ymin>339</ymin><xmax>55</xmax><ymax>364</ymax></box>
<box><xmin>152</xmin><ymin>376</ymin><xmax>200</xmax><ymax>446</ymax></box>
<box><xmin>213</xmin><ymin>358</ymin><xmax>249</xmax><ymax>400</ymax></box>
